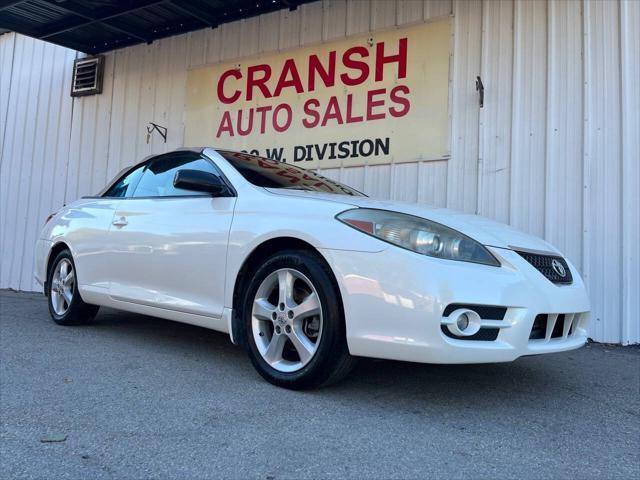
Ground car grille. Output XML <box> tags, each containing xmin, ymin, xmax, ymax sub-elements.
<box><xmin>515</xmin><ymin>250</ymin><xmax>573</xmax><ymax>285</ymax></box>
<box><xmin>529</xmin><ymin>313</ymin><xmax>581</xmax><ymax>341</ymax></box>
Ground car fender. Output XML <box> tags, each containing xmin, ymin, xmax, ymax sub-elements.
<box><xmin>224</xmin><ymin>192</ymin><xmax>387</xmax><ymax>311</ymax></box>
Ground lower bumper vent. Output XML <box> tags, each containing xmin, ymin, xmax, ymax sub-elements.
<box><xmin>529</xmin><ymin>313</ymin><xmax>581</xmax><ymax>341</ymax></box>
<box><xmin>441</xmin><ymin>325</ymin><xmax>499</xmax><ymax>341</ymax></box>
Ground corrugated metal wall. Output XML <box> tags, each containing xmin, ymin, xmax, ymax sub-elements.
<box><xmin>1</xmin><ymin>0</ymin><xmax>638</xmax><ymax>344</ymax></box>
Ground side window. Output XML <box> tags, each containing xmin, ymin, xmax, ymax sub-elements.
<box><xmin>131</xmin><ymin>154</ymin><xmax>222</xmax><ymax>198</ymax></box>
<box><xmin>102</xmin><ymin>164</ymin><xmax>145</xmax><ymax>198</ymax></box>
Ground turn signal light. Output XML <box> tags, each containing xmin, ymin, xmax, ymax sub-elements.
<box><xmin>341</xmin><ymin>218</ymin><xmax>374</xmax><ymax>234</ymax></box>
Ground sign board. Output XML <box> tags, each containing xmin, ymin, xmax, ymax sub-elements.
<box><xmin>185</xmin><ymin>19</ymin><xmax>450</xmax><ymax>168</ymax></box>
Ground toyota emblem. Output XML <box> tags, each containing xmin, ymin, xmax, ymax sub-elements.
<box><xmin>551</xmin><ymin>259</ymin><xmax>566</xmax><ymax>277</ymax></box>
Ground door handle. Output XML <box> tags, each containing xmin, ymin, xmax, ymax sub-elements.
<box><xmin>112</xmin><ymin>216</ymin><xmax>128</xmax><ymax>227</ymax></box>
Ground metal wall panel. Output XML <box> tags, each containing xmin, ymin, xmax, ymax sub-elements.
<box><xmin>583</xmin><ymin>0</ymin><xmax>623</xmax><ymax>343</ymax></box>
<box><xmin>509</xmin><ymin>0</ymin><xmax>547</xmax><ymax>238</ymax></box>
<box><xmin>0</xmin><ymin>36</ymin><xmax>76</xmax><ymax>291</ymax></box>
<box><xmin>620</xmin><ymin>0</ymin><xmax>640</xmax><ymax>345</ymax></box>
<box><xmin>447</xmin><ymin>0</ymin><xmax>481</xmax><ymax>213</ymax></box>
<box><xmin>300</xmin><ymin>1</ymin><xmax>324</xmax><ymax>45</ymax></box>
<box><xmin>477</xmin><ymin>0</ymin><xmax>513</xmax><ymax>224</ymax></box>
<box><xmin>0</xmin><ymin>32</ymin><xmax>15</xmax><ymax>155</ymax></box>
<box><xmin>279</xmin><ymin>7</ymin><xmax>302</xmax><ymax>49</ymax></box>
<box><xmin>544</xmin><ymin>0</ymin><xmax>584</xmax><ymax>273</ymax></box>
<box><xmin>323</xmin><ymin>0</ymin><xmax>348</xmax><ymax>40</ymax></box>
<box><xmin>0</xmin><ymin>1</ymin><xmax>637</xmax><ymax>343</ymax></box>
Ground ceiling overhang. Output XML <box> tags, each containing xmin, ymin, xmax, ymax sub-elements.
<box><xmin>0</xmin><ymin>0</ymin><xmax>316</xmax><ymax>54</ymax></box>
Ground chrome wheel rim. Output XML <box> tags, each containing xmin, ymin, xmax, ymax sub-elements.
<box><xmin>51</xmin><ymin>258</ymin><xmax>75</xmax><ymax>316</ymax></box>
<box><xmin>251</xmin><ymin>268</ymin><xmax>323</xmax><ymax>373</ymax></box>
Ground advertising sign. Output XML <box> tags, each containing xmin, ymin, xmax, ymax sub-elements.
<box><xmin>185</xmin><ymin>19</ymin><xmax>450</xmax><ymax>168</ymax></box>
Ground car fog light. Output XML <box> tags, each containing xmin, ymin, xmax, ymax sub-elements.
<box><xmin>457</xmin><ymin>313</ymin><xmax>469</xmax><ymax>331</ymax></box>
<box><xmin>445</xmin><ymin>309</ymin><xmax>482</xmax><ymax>337</ymax></box>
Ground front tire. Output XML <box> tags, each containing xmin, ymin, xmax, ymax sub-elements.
<box><xmin>47</xmin><ymin>249</ymin><xmax>99</xmax><ymax>325</ymax></box>
<box><xmin>242</xmin><ymin>250</ymin><xmax>354</xmax><ymax>389</ymax></box>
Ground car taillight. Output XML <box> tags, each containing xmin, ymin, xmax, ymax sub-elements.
<box><xmin>45</xmin><ymin>212</ymin><xmax>56</xmax><ymax>224</ymax></box>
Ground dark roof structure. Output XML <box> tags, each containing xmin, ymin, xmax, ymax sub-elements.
<box><xmin>0</xmin><ymin>0</ymin><xmax>315</xmax><ymax>54</ymax></box>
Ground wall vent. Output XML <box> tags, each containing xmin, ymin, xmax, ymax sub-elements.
<box><xmin>71</xmin><ymin>56</ymin><xmax>104</xmax><ymax>97</ymax></box>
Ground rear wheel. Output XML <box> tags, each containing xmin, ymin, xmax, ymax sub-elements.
<box><xmin>242</xmin><ymin>250</ymin><xmax>355</xmax><ymax>389</ymax></box>
<box><xmin>47</xmin><ymin>250</ymin><xmax>99</xmax><ymax>325</ymax></box>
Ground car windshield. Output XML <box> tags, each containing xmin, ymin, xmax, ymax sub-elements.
<box><xmin>216</xmin><ymin>150</ymin><xmax>364</xmax><ymax>196</ymax></box>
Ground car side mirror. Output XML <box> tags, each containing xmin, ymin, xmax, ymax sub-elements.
<box><xmin>173</xmin><ymin>169</ymin><xmax>230</xmax><ymax>196</ymax></box>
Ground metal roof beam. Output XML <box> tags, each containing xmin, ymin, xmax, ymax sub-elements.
<box><xmin>37</xmin><ymin>0</ymin><xmax>166</xmax><ymax>40</ymax></box>
<box><xmin>1</xmin><ymin>0</ymin><xmax>314</xmax><ymax>54</ymax></box>
<box><xmin>0</xmin><ymin>0</ymin><xmax>26</xmax><ymax>12</ymax></box>
<box><xmin>97</xmin><ymin>21</ymin><xmax>149</xmax><ymax>43</ymax></box>
<box><xmin>37</xmin><ymin>1</ymin><xmax>150</xmax><ymax>43</ymax></box>
<box><xmin>166</xmin><ymin>1</ymin><xmax>218</xmax><ymax>28</ymax></box>
<box><xmin>0</xmin><ymin>16</ymin><xmax>31</xmax><ymax>34</ymax></box>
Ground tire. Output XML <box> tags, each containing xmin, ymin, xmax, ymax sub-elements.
<box><xmin>46</xmin><ymin>249</ymin><xmax>99</xmax><ymax>326</ymax></box>
<box><xmin>241</xmin><ymin>249</ymin><xmax>355</xmax><ymax>390</ymax></box>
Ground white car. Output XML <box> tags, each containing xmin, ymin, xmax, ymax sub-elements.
<box><xmin>35</xmin><ymin>148</ymin><xmax>590</xmax><ymax>389</ymax></box>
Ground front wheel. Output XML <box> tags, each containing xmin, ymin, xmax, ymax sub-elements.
<box><xmin>47</xmin><ymin>250</ymin><xmax>99</xmax><ymax>325</ymax></box>
<box><xmin>242</xmin><ymin>250</ymin><xmax>355</xmax><ymax>389</ymax></box>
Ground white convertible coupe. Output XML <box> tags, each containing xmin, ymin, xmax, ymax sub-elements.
<box><xmin>35</xmin><ymin>148</ymin><xmax>590</xmax><ymax>389</ymax></box>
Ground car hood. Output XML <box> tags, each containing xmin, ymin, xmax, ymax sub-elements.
<box><xmin>266</xmin><ymin>189</ymin><xmax>560</xmax><ymax>253</ymax></box>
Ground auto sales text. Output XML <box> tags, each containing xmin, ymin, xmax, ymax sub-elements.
<box><xmin>215</xmin><ymin>37</ymin><xmax>410</xmax><ymax>138</ymax></box>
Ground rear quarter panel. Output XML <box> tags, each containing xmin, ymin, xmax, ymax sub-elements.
<box><xmin>40</xmin><ymin>198</ymin><xmax>121</xmax><ymax>295</ymax></box>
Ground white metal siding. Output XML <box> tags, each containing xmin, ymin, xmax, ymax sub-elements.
<box><xmin>620</xmin><ymin>0</ymin><xmax>640</xmax><ymax>346</ymax></box>
<box><xmin>0</xmin><ymin>0</ymin><xmax>638</xmax><ymax>344</ymax></box>
<box><xmin>583</xmin><ymin>0</ymin><xmax>623</xmax><ymax>343</ymax></box>
<box><xmin>545</xmin><ymin>0</ymin><xmax>584</xmax><ymax>278</ymax></box>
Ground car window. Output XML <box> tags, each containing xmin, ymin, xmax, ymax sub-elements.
<box><xmin>216</xmin><ymin>150</ymin><xmax>364</xmax><ymax>196</ymax></box>
<box><xmin>131</xmin><ymin>153</ymin><xmax>222</xmax><ymax>198</ymax></box>
<box><xmin>102</xmin><ymin>164</ymin><xmax>145</xmax><ymax>198</ymax></box>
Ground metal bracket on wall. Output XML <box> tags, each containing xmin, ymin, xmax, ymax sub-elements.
<box><xmin>146</xmin><ymin>122</ymin><xmax>167</xmax><ymax>143</ymax></box>
<box><xmin>476</xmin><ymin>76</ymin><xmax>484</xmax><ymax>108</ymax></box>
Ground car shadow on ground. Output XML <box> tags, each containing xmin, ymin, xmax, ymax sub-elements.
<box><xmin>91</xmin><ymin>307</ymin><xmax>574</xmax><ymax>407</ymax></box>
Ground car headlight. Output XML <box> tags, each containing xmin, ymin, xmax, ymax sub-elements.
<box><xmin>336</xmin><ymin>208</ymin><xmax>500</xmax><ymax>267</ymax></box>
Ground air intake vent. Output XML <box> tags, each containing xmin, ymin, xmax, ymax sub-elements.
<box><xmin>71</xmin><ymin>56</ymin><xmax>104</xmax><ymax>97</ymax></box>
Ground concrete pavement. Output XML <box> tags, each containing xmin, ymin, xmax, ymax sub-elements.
<box><xmin>1</xmin><ymin>290</ymin><xmax>638</xmax><ymax>479</ymax></box>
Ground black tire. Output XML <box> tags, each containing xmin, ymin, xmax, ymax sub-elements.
<box><xmin>46</xmin><ymin>249</ymin><xmax>99</xmax><ymax>326</ymax></box>
<box><xmin>241</xmin><ymin>249</ymin><xmax>355</xmax><ymax>390</ymax></box>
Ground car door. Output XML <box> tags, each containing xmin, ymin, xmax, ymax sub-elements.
<box><xmin>69</xmin><ymin>163</ymin><xmax>146</xmax><ymax>303</ymax></box>
<box><xmin>107</xmin><ymin>151</ymin><xmax>236</xmax><ymax>319</ymax></box>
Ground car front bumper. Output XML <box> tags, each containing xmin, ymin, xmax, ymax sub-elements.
<box><xmin>319</xmin><ymin>245</ymin><xmax>590</xmax><ymax>364</ymax></box>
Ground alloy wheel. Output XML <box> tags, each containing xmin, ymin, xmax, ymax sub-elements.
<box><xmin>51</xmin><ymin>258</ymin><xmax>75</xmax><ymax>316</ymax></box>
<box><xmin>251</xmin><ymin>268</ymin><xmax>323</xmax><ymax>372</ymax></box>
